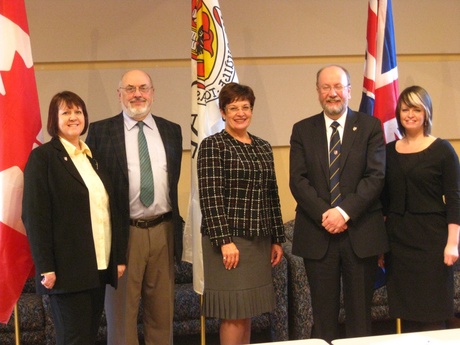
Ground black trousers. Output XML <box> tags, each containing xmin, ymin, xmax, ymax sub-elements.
<box><xmin>49</xmin><ymin>270</ymin><xmax>107</xmax><ymax>345</ymax></box>
<box><xmin>304</xmin><ymin>233</ymin><xmax>377</xmax><ymax>343</ymax></box>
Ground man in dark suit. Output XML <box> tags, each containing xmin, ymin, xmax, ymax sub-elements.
<box><xmin>289</xmin><ymin>65</ymin><xmax>388</xmax><ymax>343</ymax></box>
<box><xmin>86</xmin><ymin>70</ymin><xmax>182</xmax><ymax>345</ymax></box>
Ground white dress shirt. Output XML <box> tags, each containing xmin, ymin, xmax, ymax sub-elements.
<box><xmin>123</xmin><ymin>112</ymin><xmax>171</xmax><ymax>219</ymax></box>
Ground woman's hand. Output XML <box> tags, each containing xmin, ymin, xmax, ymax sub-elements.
<box><xmin>221</xmin><ymin>242</ymin><xmax>239</xmax><ymax>270</ymax></box>
<box><xmin>444</xmin><ymin>243</ymin><xmax>459</xmax><ymax>266</ymax></box>
<box><xmin>377</xmin><ymin>253</ymin><xmax>385</xmax><ymax>269</ymax></box>
<box><xmin>41</xmin><ymin>272</ymin><xmax>56</xmax><ymax>289</ymax></box>
<box><xmin>271</xmin><ymin>243</ymin><xmax>283</xmax><ymax>267</ymax></box>
<box><xmin>117</xmin><ymin>264</ymin><xmax>126</xmax><ymax>279</ymax></box>
<box><xmin>445</xmin><ymin>224</ymin><xmax>460</xmax><ymax>266</ymax></box>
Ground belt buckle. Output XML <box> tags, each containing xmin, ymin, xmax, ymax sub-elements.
<box><xmin>132</xmin><ymin>213</ymin><xmax>170</xmax><ymax>228</ymax></box>
<box><xmin>133</xmin><ymin>219</ymin><xmax>147</xmax><ymax>228</ymax></box>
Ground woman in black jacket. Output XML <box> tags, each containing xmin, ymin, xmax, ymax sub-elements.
<box><xmin>22</xmin><ymin>91</ymin><xmax>126</xmax><ymax>344</ymax></box>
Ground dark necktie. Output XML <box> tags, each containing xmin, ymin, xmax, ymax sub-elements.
<box><xmin>329</xmin><ymin>121</ymin><xmax>342</xmax><ymax>206</ymax></box>
<box><xmin>137</xmin><ymin>122</ymin><xmax>154</xmax><ymax>207</ymax></box>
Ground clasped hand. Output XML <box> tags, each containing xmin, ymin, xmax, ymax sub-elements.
<box><xmin>322</xmin><ymin>208</ymin><xmax>347</xmax><ymax>234</ymax></box>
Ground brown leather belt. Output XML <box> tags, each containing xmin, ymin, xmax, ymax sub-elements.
<box><xmin>129</xmin><ymin>212</ymin><xmax>172</xmax><ymax>228</ymax></box>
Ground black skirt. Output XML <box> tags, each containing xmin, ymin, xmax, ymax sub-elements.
<box><xmin>386</xmin><ymin>212</ymin><xmax>454</xmax><ymax>322</ymax></box>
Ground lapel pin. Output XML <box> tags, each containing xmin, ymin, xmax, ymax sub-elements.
<box><xmin>64</xmin><ymin>157</ymin><xmax>68</xmax><ymax>161</ymax></box>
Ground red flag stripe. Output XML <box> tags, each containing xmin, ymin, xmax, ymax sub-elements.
<box><xmin>359</xmin><ymin>0</ymin><xmax>401</xmax><ymax>144</ymax></box>
<box><xmin>0</xmin><ymin>0</ymin><xmax>42</xmax><ymax>324</ymax></box>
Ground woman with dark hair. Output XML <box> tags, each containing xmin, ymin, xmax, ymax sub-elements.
<box><xmin>197</xmin><ymin>82</ymin><xmax>285</xmax><ymax>344</ymax></box>
<box><xmin>22</xmin><ymin>91</ymin><xmax>126</xmax><ymax>344</ymax></box>
<box><xmin>384</xmin><ymin>85</ymin><xmax>460</xmax><ymax>331</ymax></box>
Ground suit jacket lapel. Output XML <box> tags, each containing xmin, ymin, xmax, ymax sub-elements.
<box><xmin>109</xmin><ymin>113</ymin><xmax>129</xmax><ymax>180</ymax></box>
<box><xmin>313</xmin><ymin>114</ymin><xmax>329</xmax><ymax>179</ymax></box>
<box><xmin>51</xmin><ymin>138</ymin><xmax>86</xmax><ymax>186</ymax></box>
<box><xmin>341</xmin><ymin>108</ymin><xmax>358</xmax><ymax>168</ymax></box>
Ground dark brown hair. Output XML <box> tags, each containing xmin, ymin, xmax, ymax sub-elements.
<box><xmin>47</xmin><ymin>91</ymin><xmax>89</xmax><ymax>138</ymax></box>
<box><xmin>218</xmin><ymin>82</ymin><xmax>256</xmax><ymax>111</ymax></box>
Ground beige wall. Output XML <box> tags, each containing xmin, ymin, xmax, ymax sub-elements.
<box><xmin>26</xmin><ymin>0</ymin><xmax>460</xmax><ymax>147</ymax></box>
<box><xmin>23</xmin><ymin>0</ymin><xmax>460</xmax><ymax>222</ymax></box>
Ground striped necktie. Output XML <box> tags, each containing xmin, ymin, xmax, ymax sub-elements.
<box><xmin>137</xmin><ymin>121</ymin><xmax>154</xmax><ymax>207</ymax></box>
<box><xmin>329</xmin><ymin>121</ymin><xmax>342</xmax><ymax>206</ymax></box>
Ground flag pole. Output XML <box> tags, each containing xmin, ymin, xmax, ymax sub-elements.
<box><xmin>200</xmin><ymin>295</ymin><xmax>206</xmax><ymax>345</ymax></box>
<box><xmin>187</xmin><ymin>5</ymin><xmax>237</xmax><ymax>345</ymax></box>
<box><xmin>396</xmin><ymin>318</ymin><xmax>401</xmax><ymax>334</ymax></box>
<box><xmin>14</xmin><ymin>303</ymin><xmax>21</xmax><ymax>345</ymax></box>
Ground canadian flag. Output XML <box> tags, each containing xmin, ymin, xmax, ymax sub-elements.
<box><xmin>0</xmin><ymin>1</ymin><xmax>42</xmax><ymax>324</ymax></box>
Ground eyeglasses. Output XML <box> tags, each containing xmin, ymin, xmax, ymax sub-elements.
<box><xmin>119</xmin><ymin>86</ymin><xmax>153</xmax><ymax>94</ymax></box>
<box><xmin>318</xmin><ymin>84</ymin><xmax>349</xmax><ymax>94</ymax></box>
<box><xmin>226</xmin><ymin>105</ymin><xmax>252</xmax><ymax>114</ymax></box>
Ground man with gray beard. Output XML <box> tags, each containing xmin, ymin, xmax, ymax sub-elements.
<box><xmin>86</xmin><ymin>70</ymin><xmax>183</xmax><ymax>345</ymax></box>
<box><xmin>289</xmin><ymin>65</ymin><xmax>388</xmax><ymax>343</ymax></box>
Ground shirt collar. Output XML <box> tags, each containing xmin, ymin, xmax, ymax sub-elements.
<box><xmin>59</xmin><ymin>136</ymin><xmax>93</xmax><ymax>158</ymax></box>
<box><xmin>323</xmin><ymin>109</ymin><xmax>347</xmax><ymax>129</ymax></box>
<box><xmin>123</xmin><ymin>112</ymin><xmax>154</xmax><ymax>131</ymax></box>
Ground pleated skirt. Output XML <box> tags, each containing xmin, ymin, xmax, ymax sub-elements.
<box><xmin>201</xmin><ymin>235</ymin><xmax>275</xmax><ymax>320</ymax></box>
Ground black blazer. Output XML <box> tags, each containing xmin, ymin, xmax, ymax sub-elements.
<box><xmin>289</xmin><ymin>108</ymin><xmax>389</xmax><ymax>259</ymax></box>
<box><xmin>22</xmin><ymin>138</ymin><xmax>124</xmax><ymax>295</ymax></box>
<box><xmin>85</xmin><ymin>113</ymin><xmax>183</xmax><ymax>262</ymax></box>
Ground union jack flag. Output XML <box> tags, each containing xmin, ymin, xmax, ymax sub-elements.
<box><xmin>359</xmin><ymin>0</ymin><xmax>401</xmax><ymax>143</ymax></box>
